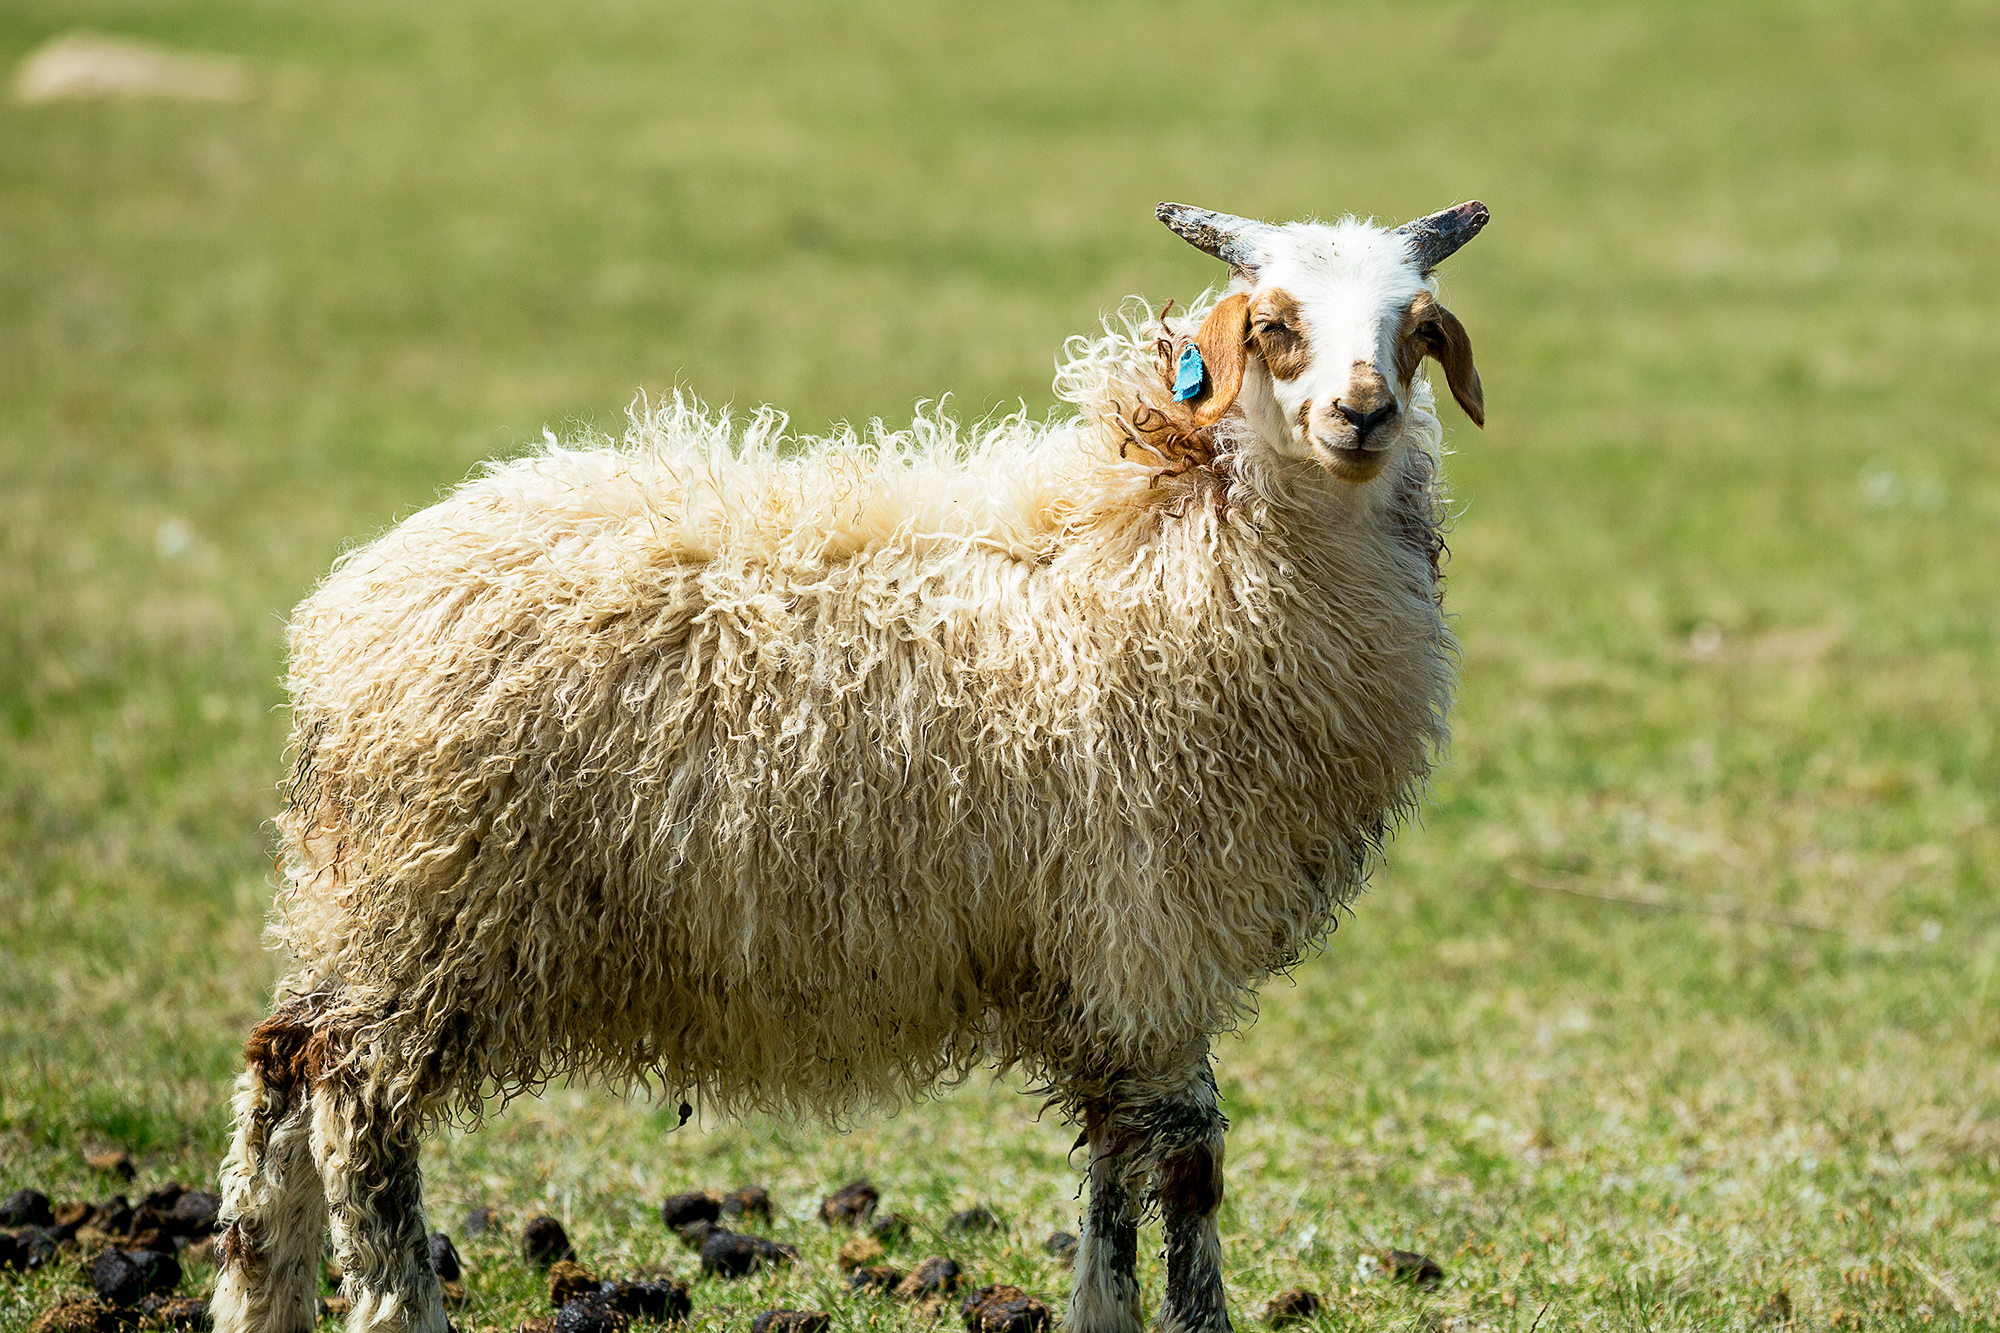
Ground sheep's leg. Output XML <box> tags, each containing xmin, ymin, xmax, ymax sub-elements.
<box><xmin>1149</xmin><ymin>1067</ymin><xmax>1231</xmax><ymax>1333</ymax></box>
<box><xmin>1069</xmin><ymin>1100</ymin><xmax>1144</xmax><ymax>1333</ymax></box>
<box><xmin>211</xmin><ymin>1054</ymin><xmax>327</xmax><ymax>1333</ymax></box>
<box><xmin>312</xmin><ymin>1080</ymin><xmax>447</xmax><ymax>1333</ymax></box>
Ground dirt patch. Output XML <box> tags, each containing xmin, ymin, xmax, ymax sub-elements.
<box><xmin>13</xmin><ymin>33</ymin><xmax>248</xmax><ymax>104</ymax></box>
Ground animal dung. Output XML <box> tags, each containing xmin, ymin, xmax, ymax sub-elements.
<box><xmin>28</xmin><ymin>1296</ymin><xmax>126</xmax><ymax>1333</ymax></box>
<box><xmin>522</xmin><ymin>1215</ymin><xmax>577</xmax><ymax>1267</ymax></box>
<box><xmin>719</xmin><ymin>1185</ymin><xmax>772</xmax><ymax>1224</ymax></box>
<box><xmin>137</xmin><ymin>1294</ymin><xmax>209</xmax><ymax>1329</ymax></box>
<box><xmin>698</xmin><ymin>1230</ymin><xmax>796</xmax><ymax>1278</ymax></box>
<box><xmin>1385</xmin><ymin>1249</ymin><xmax>1444</xmax><ymax>1287</ymax></box>
<box><xmin>1263</xmin><ymin>1287</ymin><xmax>1322</xmax><ymax>1326</ymax></box>
<box><xmin>82</xmin><ymin>1150</ymin><xmax>135</xmax><ymax>1180</ymax></box>
<box><xmin>552</xmin><ymin>1298</ymin><xmax>630</xmax><ymax>1333</ymax></box>
<box><xmin>836</xmin><ymin>1235</ymin><xmax>886</xmax><ymax>1271</ymax></box>
<box><xmin>819</xmin><ymin>1180</ymin><xmax>879</xmax><ymax>1228</ymax></box>
<box><xmin>895</xmin><ymin>1256</ymin><xmax>964</xmax><ymax>1301</ymax></box>
<box><xmin>97</xmin><ymin>1198</ymin><xmax>135</xmax><ymax>1235</ymax></box>
<box><xmin>463</xmin><ymin>1205</ymin><xmax>498</xmax><ymax>1237</ymax></box>
<box><xmin>166</xmin><ymin>1192</ymin><xmax>220</xmax><ymax>1238</ymax></box>
<box><xmin>751</xmin><ymin>1310</ymin><xmax>830</xmax><ymax>1333</ymax></box>
<box><xmin>846</xmin><ymin>1263</ymin><xmax>907</xmax><ymax>1293</ymax></box>
<box><xmin>960</xmin><ymin>1285</ymin><xmax>1051</xmax><ymax>1333</ymax></box>
<box><xmin>0</xmin><ymin>1232</ymin><xmax>27</xmax><ymax>1272</ymax></box>
<box><xmin>1</xmin><ymin>1189</ymin><xmax>54</xmax><ymax>1228</ymax></box>
<box><xmin>428</xmin><ymin>1231</ymin><xmax>462</xmax><ymax>1280</ymax></box>
<box><xmin>673</xmin><ymin>1219</ymin><xmax>721</xmax><ymax>1251</ymax></box>
<box><xmin>136</xmin><ymin>1185</ymin><xmax>184</xmax><ymax>1214</ymax></box>
<box><xmin>659</xmin><ymin>1191</ymin><xmax>723</xmax><ymax>1229</ymax></box>
<box><xmin>868</xmin><ymin>1212</ymin><xmax>914</xmax><ymax>1246</ymax></box>
<box><xmin>128</xmin><ymin>1248</ymin><xmax>181</xmax><ymax>1294</ymax></box>
<box><xmin>945</xmin><ymin>1206</ymin><xmax>1002</xmax><ymax>1235</ymax></box>
<box><xmin>597</xmin><ymin>1278</ymin><xmax>693</xmax><ymax>1323</ymax></box>
<box><xmin>88</xmin><ymin>1249</ymin><xmax>147</xmax><ymax>1307</ymax></box>
<box><xmin>17</xmin><ymin>1229</ymin><xmax>60</xmax><ymax>1271</ymax></box>
<box><xmin>1041</xmin><ymin>1232</ymin><xmax>1077</xmax><ymax>1266</ymax></box>
<box><xmin>549</xmin><ymin>1260</ymin><xmax>602</xmax><ymax>1307</ymax></box>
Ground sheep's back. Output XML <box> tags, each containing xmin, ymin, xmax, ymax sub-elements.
<box><xmin>272</xmin><ymin>432</ymin><xmax>1451</xmax><ymax>1119</ymax></box>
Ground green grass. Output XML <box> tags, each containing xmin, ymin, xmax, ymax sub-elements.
<box><xmin>3</xmin><ymin>0</ymin><xmax>1998</xmax><ymax>1328</ymax></box>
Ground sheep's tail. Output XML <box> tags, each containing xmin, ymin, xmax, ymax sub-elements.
<box><xmin>212</xmin><ymin>1001</ymin><xmax>329</xmax><ymax>1333</ymax></box>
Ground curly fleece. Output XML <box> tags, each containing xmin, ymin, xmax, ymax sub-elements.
<box><xmin>268</xmin><ymin>295</ymin><xmax>1455</xmax><ymax>1128</ymax></box>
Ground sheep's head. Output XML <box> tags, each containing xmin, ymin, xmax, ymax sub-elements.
<box><xmin>1157</xmin><ymin>201</ymin><xmax>1487</xmax><ymax>484</ymax></box>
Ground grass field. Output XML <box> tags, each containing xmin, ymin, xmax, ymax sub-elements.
<box><xmin>3</xmin><ymin>0</ymin><xmax>1998</xmax><ymax>1328</ymax></box>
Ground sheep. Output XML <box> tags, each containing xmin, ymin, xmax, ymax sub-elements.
<box><xmin>211</xmin><ymin>199</ymin><xmax>1489</xmax><ymax>1333</ymax></box>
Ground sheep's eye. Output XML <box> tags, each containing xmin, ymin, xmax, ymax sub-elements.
<box><xmin>1255</xmin><ymin>321</ymin><xmax>1290</xmax><ymax>339</ymax></box>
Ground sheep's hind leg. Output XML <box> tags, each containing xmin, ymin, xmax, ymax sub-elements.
<box><xmin>311</xmin><ymin>1079</ymin><xmax>447</xmax><ymax>1333</ymax></box>
<box><xmin>1069</xmin><ymin>1099</ymin><xmax>1144</xmax><ymax>1333</ymax></box>
<box><xmin>211</xmin><ymin>1059</ymin><xmax>326</xmax><ymax>1333</ymax></box>
<box><xmin>1149</xmin><ymin>1066</ymin><xmax>1231</xmax><ymax>1333</ymax></box>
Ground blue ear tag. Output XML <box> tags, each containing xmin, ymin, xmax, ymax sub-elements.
<box><xmin>1173</xmin><ymin>342</ymin><xmax>1206</xmax><ymax>401</ymax></box>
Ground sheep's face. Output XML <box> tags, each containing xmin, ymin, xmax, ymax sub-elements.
<box><xmin>1159</xmin><ymin>203</ymin><xmax>1487</xmax><ymax>485</ymax></box>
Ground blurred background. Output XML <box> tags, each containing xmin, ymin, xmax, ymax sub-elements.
<box><xmin>2</xmin><ymin>1</ymin><xmax>1996</xmax><ymax>1328</ymax></box>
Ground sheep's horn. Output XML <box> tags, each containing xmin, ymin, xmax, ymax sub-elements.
<box><xmin>1394</xmin><ymin>201</ymin><xmax>1490</xmax><ymax>272</ymax></box>
<box><xmin>1156</xmin><ymin>202</ymin><xmax>1271</xmax><ymax>273</ymax></box>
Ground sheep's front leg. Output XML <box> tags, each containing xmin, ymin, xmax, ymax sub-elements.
<box><xmin>1069</xmin><ymin>1100</ymin><xmax>1144</xmax><ymax>1333</ymax></box>
<box><xmin>1150</xmin><ymin>1068</ymin><xmax>1230</xmax><ymax>1333</ymax></box>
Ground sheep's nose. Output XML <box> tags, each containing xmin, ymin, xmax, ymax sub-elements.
<box><xmin>1335</xmin><ymin>398</ymin><xmax>1399</xmax><ymax>442</ymax></box>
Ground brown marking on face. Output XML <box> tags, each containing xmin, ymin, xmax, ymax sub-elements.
<box><xmin>1393</xmin><ymin>292</ymin><xmax>1485</xmax><ymax>426</ymax></box>
<box><xmin>1155</xmin><ymin>1142</ymin><xmax>1223</xmax><ymax>1218</ymax></box>
<box><xmin>1249</xmin><ymin>289</ymin><xmax>1312</xmax><ymax>381</ymax></box>
<box><xmin>1341</xmin><ymin>361</ymin><xmax>1395</xmax><ymax>419</ymax></box>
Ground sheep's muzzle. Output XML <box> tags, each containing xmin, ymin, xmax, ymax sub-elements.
<box><xmin>1301</xmin><ymin>364</ymin><xmax>1400</xmax><ymax>482</ymax></box>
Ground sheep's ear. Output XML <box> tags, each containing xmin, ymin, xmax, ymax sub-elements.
<box><xmin>1422</xmin><ymin>302</ymin><xmax>1484</xmax><ymax>427</ymax></box>
<box><xmin>1186</xmin><ymin>293</ymin><xmax>1252</xmax><ymax>427</ymax></box>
